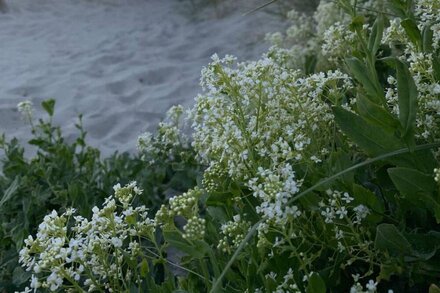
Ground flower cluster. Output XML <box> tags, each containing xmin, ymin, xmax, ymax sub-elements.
<box><xmin>138</xmin><ymin>105</ymin><xmax>191</xmax><ymax>165</ymax></box>
<box><xmin>382</xmin><ymin>1</ymin><xmax>440</xmax><ymax>141</ymax></box>
<box><xmin>17</xmin><ymin>100</ymin><xmax>34</xmax><ymax>123</ymax></box>
<box><xmin>191</xmin><ymin>54</ymin><xmax>344</xmax><ymax>180</ymax></box>
<box><xmin>113</xmin><ymin>181</ymin><xmax>142</xmax><ymax>207</ymax></box>
<box><xmin>434</xmin><ymin>168</ymin><xmax>440</xmax><ymax>183</ymax></box>
<box><xmin>321</xmin><ymin>22</ymin><xmax>356</xmax><ymax>62</ymax></box>
<box><xmin>217</xmin><ymin>214</ymin><xmax>251</xmax><ymax>254</ymax></box>
<box><xmin>18</xmin><ymin>182</ymin><xmax>155</xmax><ymax>292</ymax></box>
<box><xmin>247</xmin><ymin>164</ymin><xmax>301</xmax><ymax>224</ymax></box>
<box><xmin>155</xmin><ymin>188</ymin><xmax>205</xmax><ymax>240</ymax></box>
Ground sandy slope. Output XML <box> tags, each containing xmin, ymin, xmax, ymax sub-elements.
<box><xmin>0</xmin><ymin>0</ymin><xmax>284</xmax><ymax>156</ymax></box>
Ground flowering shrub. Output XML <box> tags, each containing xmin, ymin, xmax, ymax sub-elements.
<box><xmin>15</xmin><ymin>0</ymin><xmax>440</xmax><ymax>292</ymax></box>
<box><xmin>19</xmin><ymin>182</ymin><xmax>157</xmax><ymax>292</ymax></box>
<box><xmin>0</xmin><ymin>100</ymin><xmax>200</xmax><ymax>292</ymax></box>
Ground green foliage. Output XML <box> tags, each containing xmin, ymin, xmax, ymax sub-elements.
<box><xmin>7</xmin><ymin>0</ymin><xmax>440</xmax><ymax>292</ymax></box>
<box><xmin>0</xmin><ymin>100</ymin><xmax>200</xmax><ymax>292</ymax></box>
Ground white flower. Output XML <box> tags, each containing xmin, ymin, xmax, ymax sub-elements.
<box><xmin>111</xmin><ymin>237</ymin><xmax>123</xmax><ymax>248</ymax></box>
<box><xmin>366</xmin><ymin>279</ymin><xmax>377</xmax><ymax>291</ymax></box>
<box><xmin>17</xmin><ymin>100</ymin><xmax>33</xmax><ymax>121</ymax></box>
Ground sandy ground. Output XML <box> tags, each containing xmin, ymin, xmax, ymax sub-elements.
<box><xmin>0</xmin><ymin>0</ymin><xmax>285</xmax><ymax>156</ymax></box>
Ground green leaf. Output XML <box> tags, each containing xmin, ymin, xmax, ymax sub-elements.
<box><xmin>405</xmin><ymin>231</ymin><xmax>440</xmax><ymax>261</ymax></box>
<box><xmin>375</xmin><ymin>223</ymin><xmax>411</xmax><ymax>256</ymax></box>
<box><xmin>12</xmin><ymin>266</ymin><xmax>30</xmax><ymax>286</ymax></box>
<box><xmin>349</xmin><ymin>15</ymin><xmax>365</xmax><ymax>32</ymax></box>
<box><xmin>333</xmin><ymin>107</ymin><xmax>404</xmax><ymax>156</ymax></box>
<box><xmin>387</xmin><ymin>0</ymin><xmax>408</xmax><ymax>18</ymax></box>
<box><xmin>206</xmin><ymin>206</ymin><xmax>228</xmax><ymax>223</ymax></box>
<box><xmin>41</xmin><ymin>99</ymin><xmax>56</xmax><ymax>116</ymax></box>
<box><xmin>139</xmin><ymin>259</ymin><xmax>149</xmax><ymax>277</ymax></box>
<box><xmin>388</xmin><ymin>167</ymin><xmax>436</xmax><ymax>196</ymax></box>
<box><xmin>379</xmin><ymin>261</ymin><xmax>403</xmax><ymax>280</ymax></box>
<box><xmin>388</xmin><ymin>167</ymin><xmax>440</xmax><ymax>221</ymax></box>
<box><xmin>368</xmin><ymin>14</ymin><xmax>384</xmax><ymax>55</ymax></box>
<box><xmin>0</xmin><ymin>177</ymin><xmax>20</xmax><ymax>208</ymax></box>
<box><xmin>306</xmin><ymin>272</ymin><xmax>326</xmax><ymax>293</ymax></box>
<box><xmin>163</xmin><ymin>231</ymin><xmax>209</xmax><ymax>259</ymax></box>
<box><xmin>352</xmin><ymin>184</ymin><xmax>384</xmax><ymax>223</ymax></box>
<box><xmin>401</xmin><ymin>18</ymin><xmax>422</xmax><ymax>50</ymax></box>
<box><xmin>396</xmin><ymin>59</ymin><xmax>418</xmax><ymax>144</ymax></box>
<box><xmin>432</xmin><ymin>54</ymin><xmax>440</xmax><ymax>81</ymax></box>
<box><xmin>422</xmin><ymin>24</ymin><xmax>434</xmax><ymax>52</ymax></box>
<box><xmin>430</xmin><ymin>284</ymin><xmax>440</xmax><ymax>293</ymax></box>
<box><xmin>356</xmin><ymin>94</ymin><xmax>400</xmax><ymax>133</ymax></box>
<box><xmin>346</xmin><ymin>58</ymin><xmax>383</xmax><ymax>104</ymax></box>
<box><xmin>304</xmin><ymin>54</ymin><xmax>317</xmax><ymax>75</ymax></box>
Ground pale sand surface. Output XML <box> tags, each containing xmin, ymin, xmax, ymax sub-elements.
<box><xmin>0</xmin><ymin>0</ymin><xmax>285</xmax><ymax>156</ymax></box>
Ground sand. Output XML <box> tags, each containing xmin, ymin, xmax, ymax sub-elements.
<box><xmin>0</xmin><ymin>0</ymin><xmax>285</xmax><ymax>157</ymax></box>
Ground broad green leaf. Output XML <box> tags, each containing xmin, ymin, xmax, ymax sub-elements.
<box><xmin>356</xmin><ymin>94</ymin><xmax>400</xmax><ymax>133</ymax></box>
<box><xmin>396</xmin><ymin>59</ymin><xmax>418</xmax><ymax>143</ymax></box>
<box><xmin>388</xmin><ymin>167</ymin><xmax>436</xmax><ymax>197</ymax></box>
<box><xmin>306</xmin><ymin>273</ymin><xmax>326</xmax><ymax>293</ymax></box>
<box><xmin>41</xmin><ymin>99</ymin><xmax>55</xmax><ymax>116</ymax></box>
<box><xmin>388</xmin><ymin>167</ymin><xmax>440</xmax><ymax>221</ymax></box>
<box><xmin>0</xmin><ymin>177</ymin><xmax>19</xmax><ymax>208</ymax></box>
<box><xmin>375</xmin><ymin>223</ymin><xmax>411</xmax><ymax>256</ymax></box>
<box><xmin>346</xmin><ymin>58</ymin><xmax>383</xmax><ymax>104</ymax></box>
<box><xmin>368</xmin><ymin>14</ymin><xmax>384</xmax><ymax>55</ymax></box>
<box><xmin>405</xmin><ymin>231</ymin><xmax>440</xmax><ymax>261</ymax></box>
<box><xmin>401</xmin><ymin>18</ymin><xmax>422</xmax><ymax>50</ymax></box>
<box><xmin>333</xmin><ymin>107</ymin><xmax>404</xmax><ymax>156</ymax></box>
<box><xmin>206</xmin><ymin>206</ymin><xmax>228</xmax><ymax>223</ymax></box>
<box><xmin>352</xmin><ymin>184</ymin><xmax>384</xmax><ymax>223</ymax></box>
<box><xmin>163</xmin><ymin>231</ymin><xmax>209</xmax><ymax>259</ymax></box>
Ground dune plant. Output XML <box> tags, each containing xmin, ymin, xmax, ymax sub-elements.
<box><xmin>15</xmin><ymin>0</ymin><xmax>440</xmax><ymax>292</ymax></box>
<box><xmin>0</xmin><ymin>100</ymin><xmax>200</xmax><ymax>292</ymax></box>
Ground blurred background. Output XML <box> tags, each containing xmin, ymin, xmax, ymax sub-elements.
<box><xmin>0</xmin><ymin>0</ymin><xmax>317</xmax><ymax>156</ymax></box>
